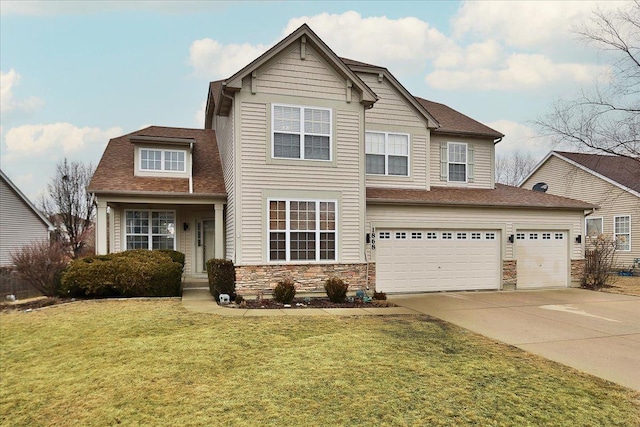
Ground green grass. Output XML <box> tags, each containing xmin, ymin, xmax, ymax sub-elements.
<box><xmin>1</xmin><ymin>300</ymin><xmax>638</xmax><ymax>426</ymax></box>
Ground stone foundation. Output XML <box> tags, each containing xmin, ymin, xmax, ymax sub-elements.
<box><xmin>570</xmin><ymin>259</ymin><xmax>585</xmax><ymax>287</ymax></box>
<box><xmin>235</xmin><ymin>263</ymin><xmax>375</xmax><ymax>294</ymax></box>
<box><xmin>502</xmin><ymin>260</ymin><xmax>517</xmax><ymax>289</ymax></box>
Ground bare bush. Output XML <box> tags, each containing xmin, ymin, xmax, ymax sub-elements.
<box><xmin>583</xmin><ymin>235</ymin><xmax>618</xmax><ymax>290</ymax></box>
<box><xmin>10</xmin><ymin>241</ymin><xmax>68</xmax><ymax>297</ymax></box>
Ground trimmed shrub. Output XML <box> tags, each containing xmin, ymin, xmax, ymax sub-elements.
<box><xmin>157</xmin><ymin>249</ymin><xmax>185</xmax><ymax>271</ymax></box>
<box><xmin>324</xmin><ymin>277</ymin><xmax>348</xmax><ymax>303</ymax></box>
<box><xmin>273</xmin><ymin>278</ymin><xmax>296</xmax><ymax>304</ymax></box>
<box><xmin>60</xmin><ymin>250</ymin><xmax>182</xmax><ymax>297</ymax></box>
<box><xmin>10</xmin><ymin>240</ymin><xmax>68</xmax><ymax>297</ymax></box>
<box><xmin>206</xmin><ymin>259</ymin><xmax>236</xmax><ymax>302</ymax></box>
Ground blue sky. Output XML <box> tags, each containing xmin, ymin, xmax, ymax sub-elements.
<box><xmin>0</xmin><ymin>0</ymin><xmax>623</xmax><ymax>200</ymax></box>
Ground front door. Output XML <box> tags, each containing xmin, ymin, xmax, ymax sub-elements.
<box><xmin>196</xmin><ymin>219</ymin><xmax>216</xmax><ymax>273</ymax></box>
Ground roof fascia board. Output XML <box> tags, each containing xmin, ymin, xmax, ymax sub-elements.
<box><xmin>91</xmin><ymin>189</ymin><xmax>227</xmax><ymax>200</ymax></box>
<box><xmin>129</xmin><ymin>135</ymin><xmax>196</xmax><ymax>146</ymax></box>
<box><xmin>0</xmin><ymin>169</ymin><xmax>55</xmax><ymax>230</ymax></box>
<box><xmin>349</xmin><ymin>65</ymin><xmax>439</xmax><ymax>129</ymax></box>
<box><xmin>224</xmin><ymin>24</ymin><xmax>377</xmax><ymax>105</ymax></box>
<box><xmin>365</xmin><ymin>198</ymin><xmax>592</xmax><ymax>210</ymax></box>
<box><xmin>553</xmin><ymin>152</ymin><xmax>640</xmax><ymax>198</ymax></box>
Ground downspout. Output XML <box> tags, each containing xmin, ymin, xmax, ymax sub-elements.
<box><xmin>189</xmin><ymin>142</ymin><xmax>194</xmax><ymax>194</ymax></box>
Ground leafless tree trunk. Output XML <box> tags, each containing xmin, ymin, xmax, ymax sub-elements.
<box><xmin>535</xmin><ymin>1</ymin><xmax>640</xmax><ymax>162</ymax></box>
<box><xmin>495</xmin><ymin>151</ymin><xmax>537</xmax><ymax>186</ymax></box>
<box><xmin>41</xmin><ymin>159</ymin><xmax>95</xmax><ymax>258</ymax></box>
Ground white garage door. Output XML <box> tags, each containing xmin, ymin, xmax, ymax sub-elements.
<box><xmin>516</xmin><ymin>231</ymin><xmax>568</xmax><ymax>288</ymax></box>
<box><xmin>375</xmin><ymin>229</ymin><xmax>501</xmax><ymax>293</ymax></box>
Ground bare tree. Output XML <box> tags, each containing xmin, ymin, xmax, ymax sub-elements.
<box><xmin>41</xmin><ymin>159</ymin><xmax>96</xmax><ymax>258</ymax></box>
<box><xmin>495</xmin><ymin>151</ymin><xmax>537</xmax><ymax>186</ymax></box>
<box><xmin>535</xmin><ymin>1</ymin><xmax>640</xmax><ymax>161</ymax></box>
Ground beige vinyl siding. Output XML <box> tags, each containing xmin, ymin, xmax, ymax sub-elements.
<box><xmin>430</xmin><ymin>135</ymin><xmax>494</xmax><ymax>189</ymax></box>
<box><xmin>365</xmin><ymin>133</ymin><xmax>429</xmax><ymax>190</ymax></box>
<box><xmin>358</xmin><ymin>73</ymin><xmax>424</xmax><ymax>128</ymax></box>
<box><xmin>217</xmin><ymin>111</ymin><xmax>235</xmax><ymax>261</ymax></box>
<box><xmin>0</xmin><ymin>179</ymin><xmax>50</xmax><ymax>266</ymax></box>
<box><xmin>366</xmin><ymin>204</ymin><xmax>584</xmax><ymax>261</ymax></box>
<box><xmin>238</xmin><ymin>101</ymin><xmax>364</xmax><ymax>264</ymax></box>
<box><xmin>255</xmin><ymin>44</ymin><xmax>350</xmax><ymax>102</ymax></box>
<box><xmin>522</xmin><ymin>155</ymin><xmax>640</xmax><ymax>266</ymax></box>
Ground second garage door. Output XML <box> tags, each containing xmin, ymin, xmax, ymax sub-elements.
<box><xmin>516</xmin><ymin>231</ymin><xmax>569</xmax><ymax>288</ymax></box>
<box><xmin>375</xmin><ymin>229</ymin><xmax>501</xmax><ymax>293</ymax></box>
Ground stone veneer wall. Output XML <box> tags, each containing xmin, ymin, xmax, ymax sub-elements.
<box><xmin>502</xmin><ymin>260</ymin><xmax>517</xmax><ymax>289</ymax></box>
<box><xmin>570</xmin><ymin>259</ymin><xmax>585</xmax><ymax>287</ymax></box>
<box><xmin>235</xmin><ymin>263</ymin><xmax>375</xmax><ymax>294</ymax></box>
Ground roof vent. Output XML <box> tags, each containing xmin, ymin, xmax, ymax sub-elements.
<box><xmin>532</xmin><ymin>182</ymin><xmax>548</xmax><ymax>193</ymax></box>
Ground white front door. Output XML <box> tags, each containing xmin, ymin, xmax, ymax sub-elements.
<box><xmin>196</xmin><ymin>219</ymin><xmax>216</xmax><ymax>273</ymax></box>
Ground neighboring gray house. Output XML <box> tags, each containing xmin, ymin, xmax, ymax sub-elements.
<box><xmin>0</xmin><ymin>169</ymin><xmax>54</xmax><ymax>266</ymax></box>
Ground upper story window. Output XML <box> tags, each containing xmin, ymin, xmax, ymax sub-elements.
<box><xmin>440</xmin><ymin>142</ymin><xmax>474</xmax><ymax>183</ymax></box>
<box><xmin>365</xmin><ymin>132</ymin><xmax>409</xmax><ymax>176</ymax></box>
<box><xmin>140</xmin><ymin>149</ymin><xmax>186</xmax><ymax>172</ymax></box>
<box><xmin>614</xmin><ymin>215</ymin><xmax>631</xmax><ymax>251</ymax></box>
<box><xmin>272</xmin><ymin>104</ymin><xmax>332</xmax><ymax>161</ymax></box>
<box><xmin>448</xmin><ymin>142</ymin><xmax>467</xmax><ymax>182</ymax></box>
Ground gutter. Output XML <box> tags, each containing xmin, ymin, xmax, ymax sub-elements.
<box><xmin>366</xmin><ymin>198</ymin><xmax>595</xmax><ymax>211</ymax></box>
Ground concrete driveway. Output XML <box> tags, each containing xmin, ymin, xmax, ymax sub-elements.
<box><xmin>390</xmin><ymin>289</ymin><xmax>640</xmax><ymax>391</ymax></box>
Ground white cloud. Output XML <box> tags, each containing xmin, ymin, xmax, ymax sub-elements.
<box><xmin>1</xmin><ymin>69</ymin><xmax>44</xmax><ymax>115</ymax></box>
<box><xmin>194</xmin><ymin>101</ymin><xmax>206</xmax><ymax>127</ymax></box>
<box><xmin>452</xmin><ymin>1</ymin><xmax>625</xmax><ymax>49</ymax></box>
<box><xmin>491</xmin><ymin>120</ymin><xmax>552</xmax><ymax>160</ymax></box>
<box><xmin>188</xmin><ymin>38</ymin><xmax>269</xmax><ymax>78</ymax></box>
<box><xmin>4</xmin><ymin>123</ymin><xmax>122</xmax><ymax>158</ymax></box>
<box><xmin>426</xmin><ymin>54</ymin><xmax>608</xmax><ymax>90</ymax></box>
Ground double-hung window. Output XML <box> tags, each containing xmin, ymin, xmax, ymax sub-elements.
<box><xmin>614</xmin><ymin>215</ymin><xmax>631</xmax><ymax>251</ymax></box>
<box><xmin>448</xmin><ymin>142</ymin><xmax>467</xmax><ymax>182</ymax></box>
<box><xmin>365</xmin><ymin>132</ymin><xmax>409</xmax><ymax>176</ymax></box>
<box><xmin>140</xmin><ymin>149</ymin><xmax>185</xmax><ymax>172</ymax></box>
<box><xmin>268</xmin><ymin>200</ymin><xmax>336</xmax><ymax>262</ymax></box>
<box><xmin>125</xmin><ymin>210</ymin><xmax>176</xmax><ymax>250</ymax></box>
<box><xmin>273</xmin><ymin>105</ymin><xmax>331</xmax><ymax>161</ymax></box>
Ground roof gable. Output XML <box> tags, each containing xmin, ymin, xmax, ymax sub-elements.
<box><xmin>0</xmin><ymin>169</ymin><xmax>54</xmax><ymax>230</ymax></box>
<box><xmin>224</xmin><ymin>24</ymin><xmax>377</xmax><ymax>106</ymax></box>
<box><xmin>522</xmin><ymin>151</ymin><xmax>640</xmax><ymax>197</ymax></box>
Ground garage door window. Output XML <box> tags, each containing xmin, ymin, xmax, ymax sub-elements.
<box><xmin>268</xmin><ymin>200</ymin><xmax>336</xmax><ymax>262</ymax></box>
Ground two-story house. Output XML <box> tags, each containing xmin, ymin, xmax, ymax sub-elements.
<box><xmin>89</xmin><ymin>24</ymin><xmax>594</xmax><ymax>294</ymax></box>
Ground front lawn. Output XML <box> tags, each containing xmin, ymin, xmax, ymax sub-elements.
<box><xmin>1</xmin><ymin>300</ymin><xmax>638</xmax><ymax>426</ymax></box>
<box><xmin>602</xmin><ymin>276</ymin><xmax>640</xmax><ymax>297</ymax></box>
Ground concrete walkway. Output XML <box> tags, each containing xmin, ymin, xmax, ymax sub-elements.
<box><xmin>182</xmin><ymin>286</ymin><xmax>640</xmax><ymax>391</ymax></box>
<box><xmin>181</xmin><ymin>287</ymin><xmax>417</xmax><ymax>317</ymax></box>
<box><xmin>390</xmin><ymin>289</ymin><xmax>640</xmax><ymax>391</ymax></box>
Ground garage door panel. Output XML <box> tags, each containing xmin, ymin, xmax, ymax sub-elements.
<box><xmin>516</xmin><ymin>231</ymin><xmax>568</xmax><ymax>288</ymax></box>
<box><xmin>376</xmin><ymin>229</ymin><xmax>500</xmax><ymax>293</ymax></box>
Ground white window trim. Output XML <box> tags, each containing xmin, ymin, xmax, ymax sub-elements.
<box><xmin>585</xmin><ymin>216</ymin><xmax>604</xmax><ymax>238</ymax></box>
<box><xmin>271</xmin><ymin>104</ymin><xmax>333</xmax><ymax>162</ymax></box>
<box><xmin>139</xmin><ymin>148</ymin><xmax>186</xmax><ymax>173</ymax></box>
<box><xmin>447</xmin><ymin>142</ymin><xmax>467</xmax><ymax>183</ymax></box>
<box><xmin>267</xmin><ymin>199</ymin><xmax>338</xmax><ymax>262</ymax></box>
<box><xmin>124</xmin><ymin>209</ymin><xmax>177</xmax><ymax>250</ymax></box>
<box><xmin>614</xmin><ymin>215</ymin><xmax>631</xmax><ymax>252</ymax></box>
<box><xmin>365</xmin><ymin>131</ymin><xmax>411</xmax><ymax>177</ymax></box>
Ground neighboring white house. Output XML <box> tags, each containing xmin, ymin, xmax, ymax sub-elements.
<box><xmin>89</xmin><ymin>24</ymin><xmax>595</xmax><ymax>293</ymax></box>
<box><xmin>0</xmin><ymin>169</ymin><xmax>55</xmax><ymax>266</ymax></box>
<box><xmin>521</xmin><ymin>151</ymin><xmax>640</xmax><ymax>268</ymax></box>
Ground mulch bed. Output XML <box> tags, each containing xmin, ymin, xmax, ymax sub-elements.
<box><xmin>0</xmin><ymin>297</ymin><xmax>72</xmax><ymax>313</ymax></box>
<box><xmin>232</xmin><ymin>297</ymin><xmax>396</xmax><ymax>309</ymax></box>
